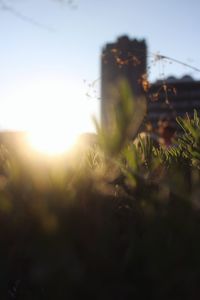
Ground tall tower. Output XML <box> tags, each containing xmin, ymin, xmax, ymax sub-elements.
<box><xmin>101</xmin><ymin>36</ymin><xmax>147</xmax><ymax>128</ymax></box>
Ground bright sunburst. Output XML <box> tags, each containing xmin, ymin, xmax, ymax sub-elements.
<box><xmin>27</xmin><ymin>128</ymin><xmax>79</xmax><ymax>155</ymax></box>
<box><xmin>1</xmin><ymin>77</ymin><xmax>97</xmax><ymax>155</ymax></box>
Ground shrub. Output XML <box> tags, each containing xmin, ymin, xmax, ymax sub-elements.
<box><xmin>1</xmin><ymin>82</ymin><xmax>200</xmax><ymax>299</ymax></box>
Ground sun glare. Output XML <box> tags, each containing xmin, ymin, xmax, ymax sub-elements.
<box><xmin>1</xmin><ymin>77</ymin><xmax>97</xmax><ymax>155</ymax></box>
<box><xmin>27</xmin><ymin>128</ymin><xmax>79</xmax><ymax>155</ymax></box>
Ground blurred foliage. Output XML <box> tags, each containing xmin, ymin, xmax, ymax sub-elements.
<box><xmin>1</xmin><ymin>82</ymin><xmax>200</xmax><ymax>299</ymax></box>
<box><xmin>94</xmin><ymin>80</ymin><xmax>146</xmax><ymax>156</ymax></box>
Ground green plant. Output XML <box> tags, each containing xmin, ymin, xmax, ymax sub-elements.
<box><xmin>1</xmin><ymin>82</ymin><xmax>200</xmax><ymax>299</ymax></box>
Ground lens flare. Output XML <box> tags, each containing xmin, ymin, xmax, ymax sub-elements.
<box><xmin>27</xmin><ymin>129</ymin><xmax>79</xmax><ymax>155</ymax></box>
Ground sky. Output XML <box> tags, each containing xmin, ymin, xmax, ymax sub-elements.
<box><xmin>0</xmin><ymin>0</ymin><xmax>200</xmax><ymax>133</ymax></box>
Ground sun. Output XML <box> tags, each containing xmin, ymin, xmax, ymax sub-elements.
<box><xmin>27</xmin><ymin>128</ymin><xmax>79</xmax><ymax>155</ymax></box>
<box><xmin>2</xmin><ymin>77</ymin><xmax>97</xmax><ymax>155</ymax></box>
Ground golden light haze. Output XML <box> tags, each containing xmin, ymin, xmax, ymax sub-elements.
<box><xmin>1</xmin><ymin>77</ymin><xmax>97</xmax><ymax>154</ymax></box>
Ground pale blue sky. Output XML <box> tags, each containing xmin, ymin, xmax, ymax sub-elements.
<box><xmin>0</xmin><ymin>0</ymin><xmax>200</xmax><ymax>132</ymax></box>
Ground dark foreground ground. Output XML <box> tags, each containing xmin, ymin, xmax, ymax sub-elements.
<box><xmin>0</xmin><ymin>127</ymin><xmax>200</xmax><ymax>300</ymax></box>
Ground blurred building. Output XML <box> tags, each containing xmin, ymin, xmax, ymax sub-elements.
<box><xmin>147</xmin><ymin>75</ymin><xmax>200</xmax><ymax>128</ymax></box>
<box><xmin>101</xmin><ymin>36</ymin><xmax>200</xmax><ymax>140</ymax></box>
<box><xmin>101</xmin><ymin>36</ymin><xmax>147</xmax><ymax>129</ymax></box>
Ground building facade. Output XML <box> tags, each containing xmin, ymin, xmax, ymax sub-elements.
<box><xmin>101</xmin><ymin>36</ymin><xmax>200</xmax><ymax>138</ymax></box>
<box><xmin>101</xmin><ymin>36</ymin><xmax>147</xmax><ymax>129</ymax></box>
<box><xmin>147</xmin><ymin>76</ymin><xmax>200</xmax><ymax>128</ymax></box>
